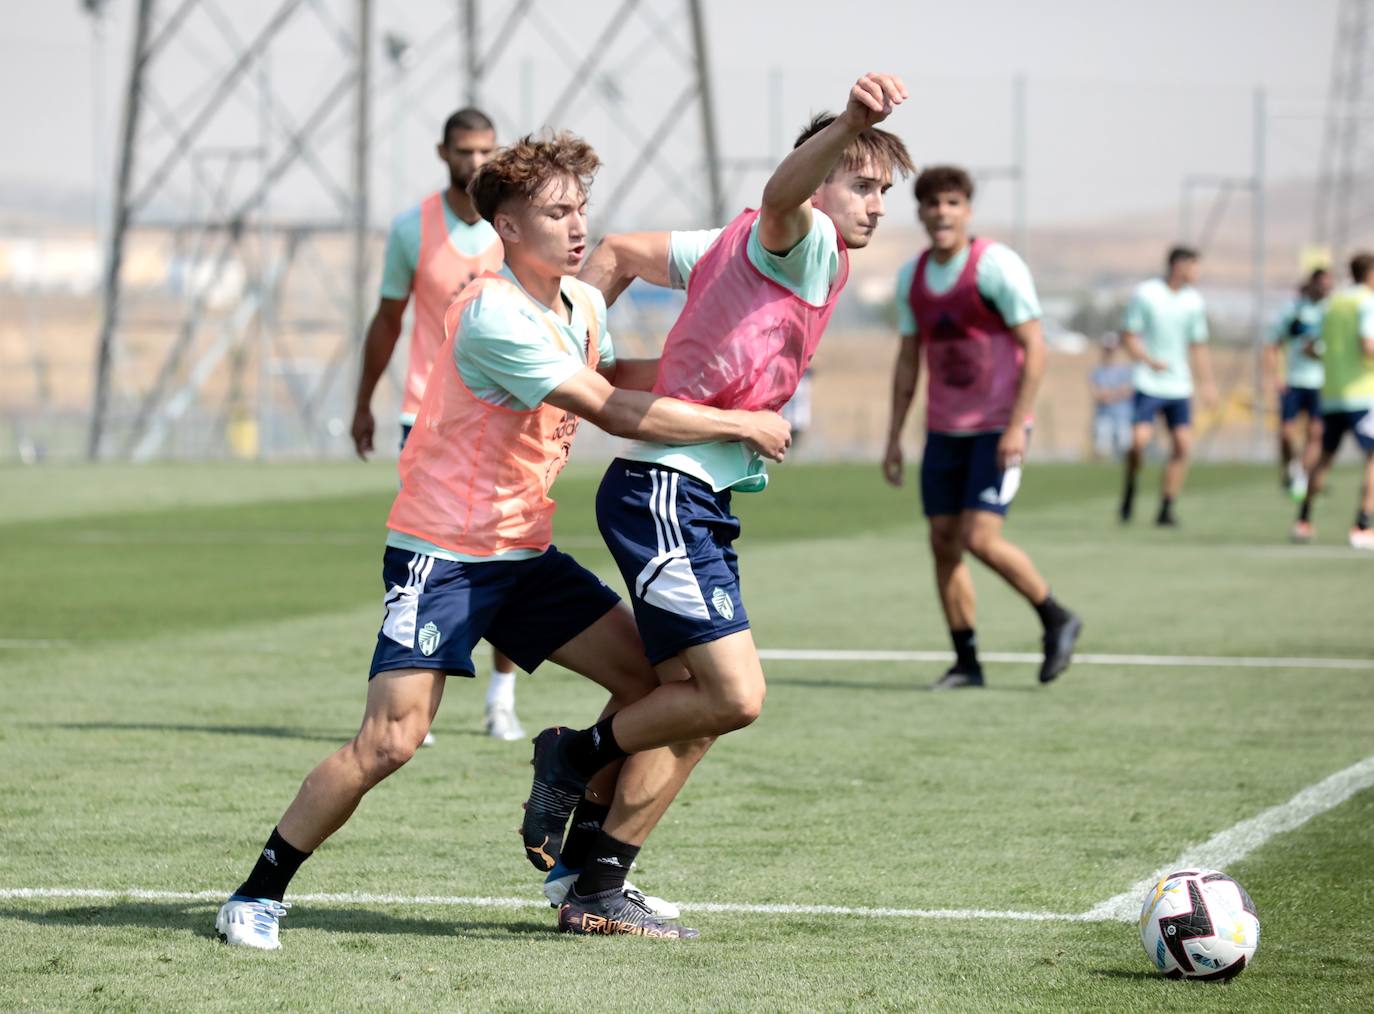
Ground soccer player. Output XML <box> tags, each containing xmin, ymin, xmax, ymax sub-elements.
<box><xmin>1118</xmin><ymin>246</ymin><xmax>1218</xmax><ymax>527</ymax></box>
<box><xmin>349</xmin><ymin>108</ymin><xmax>524</xmax><ymax>742</ymax></box>
<box><xmin>215</xmin><ymin>132</ymin><xmax>791</xmax><ymax>949</ymax></box>
<box><xmin>1267</xmin><ymin>267</ymin><xmax>1332</xmax><ymax>499</ymax></box>
<box><xmin>881</xmin><ymin>164</ymin><xmax>1082</xmax><ymax>690</ymax></box>
<box><xmin>1292</xmin><ymin>252</ymin><xmax>1374</xmax><ymax>549</ymax></box>
<box><xmin>519</xmin><ymin>73</ymin><xmax>913</xmax><ymax>929</ymax></box>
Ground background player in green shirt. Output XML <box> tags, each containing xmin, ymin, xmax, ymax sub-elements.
<box><xmin>1292</xmin><ymin>253</ymin><xmax>1374</xmax><ymax>549</ymax></box>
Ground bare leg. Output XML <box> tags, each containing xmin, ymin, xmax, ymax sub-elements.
<box><xmin>1301</xmin><ymin>416</ymin><xmax>1325</xmax><ymax>478</ymax></box>
<box><xmin>278</xmin><ymin>669</ymin><xmax>444</xmax><ymax>851</ymax></box>
<box><xmin>1359</xmin><ymin>453</ymin><xmax>1374</xmax><ymax>518</ymax></box>
<box><xmin>929</xmin><ymin>514</ymin><xmax>975</xmax><ymax>629</ymax></box>
<box><xmin>961</xmin><ymin>510</ymin><xmax>1049</xmax><ymax>605</ymax></box>
<box><xmin>1161</xmin><ymin>424</ymin><xmax>1193</xmax><ymax>501</ymax></box>
<box><xmin>1121</xmin><ymin>421</ymin><xmax>1152</xmax><ymax>520</ymax></box>
<box><xmin>1279</xmin><ymin>417</ymin><xmax>1298</xmax><ymax>483</ymax></box>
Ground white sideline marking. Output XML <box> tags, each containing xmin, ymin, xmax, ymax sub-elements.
<box><xmin>1081</xmin><ymin>753</ymin><xmax>1374</xmax><ymax>922</ymax></box>
<box><xmin>758</xmin><ymin>648</ymin><xmax>1374</xmax><ymax>671</ymax></box>
<box><xmin>5</xmin><ymin>757</ymin><xmax>1372</xmax><ymax>927</ymax></box>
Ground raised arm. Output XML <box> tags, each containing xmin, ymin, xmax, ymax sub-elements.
<box><xmin>578</xmin><ymin>231</ymin><xmax>672</xmax><ymax>307</ymax></box>
<box><xmin>545</xmin><ymin>366</ymin><xmax>791</xmax><ymax>461</ymax></box>
<box><xmin>758</xmin><ymin>72</ymin><xmax>907</xmax><ymax>254</ymax></box>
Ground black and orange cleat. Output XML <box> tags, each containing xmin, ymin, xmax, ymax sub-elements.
<box><xmin>1039</xmin><ymin>611</ymin><xmax>1083</xmax><ymax>684</ymax></box>
<box><xmin>520</xmin><ymin>727</ymin><xmax>586</xmax><ymax>872</ymax></box>
<box><xmin>557</xmin><ymin>887</ymin><xmax>698</xmax><ymax>939</ymax></box>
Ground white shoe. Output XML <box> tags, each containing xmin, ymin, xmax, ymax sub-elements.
<box><xmin>215</xmin><ymin>896</ymin><xmax>289</xmax><ymax>950</ymax></box>
<box><xmin>542</xmin><ymin>870</ymin><xmax>681</xmax><ymax>920</ymax></box>
<box><xmin>484</xmin><ymin>704</ymin><xmax>525</xmax><ymax>741</ymax></box>
<box><xmin>421</xmin><ymin>731</ymin><xmax>436</xmax><ymax>747</ymax></box>
<box><xmin>1350</xmin><ymin>528</ymin><xmax>1374</xmax><ymax>551</ymax></box>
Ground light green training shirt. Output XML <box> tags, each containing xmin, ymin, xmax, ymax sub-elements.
<box><xmin>893</xmin><ymin>241</ymin><xmax>1042</xmax><ymax>335</ymax></box>
<box><xmin>1269</xmin><ymin>296</ymin><xmax>1326</xmax><ymax>391</ymax></box>
<box><xmin>1320</xmin><ymin>284</ymin><xmax>1374</xmax><ymax>412</ymax></box>
<box><xmin>619</xmin><ymin>209</ymin><xmax>842</xmax><ymax>492</ymax></box>
<box><xmin>379</xmin><ymin>196</ymin><xmax>501</xmax><ymax>301</ymax></box>
<box><xmin>1123</xmin><ymin>278</ymin><xmax>1209</xmax><ymax>399</ymax></box>
<box><xmin>387</xmin><ymin>266</ymin><xmax>615</xmax><ymax>563</ymax></box>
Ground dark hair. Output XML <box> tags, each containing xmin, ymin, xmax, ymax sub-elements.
<box><xmin>1351</xmin><ymin>252</ymin><xmax>1374</xmax><ymax>284</ymax></box>
<box><xmin>442</xmin><ymin>107</ymin><xmax>495</xmax><ymax>144</ymax></box>
<box><xmin>792</xmin><ymin>114</ymin><xmax>914</xmax><ymax>181</ymax></box>
<box><xmin>467</xmin><ymin>131</ymin><xmax>600</xmax><ymax>224</ymax></box>
<box><xmin>914</xmin><ymin>165</ymin><xmax>974</xmax><ymax>204</ymax></box>
<box><xmin>1167</xmin><ymin>246</ymin><xmax>1199</xmax><ymax>269</ymax></box>
<box><xmin>1306</xmin><ymin>267</ymin><xmax>1330</xmax><ymax>285</ymax></box>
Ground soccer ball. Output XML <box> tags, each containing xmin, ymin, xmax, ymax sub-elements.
<box><xmin>1138</xmin><ymin>869</ymin><xmax>1259</xmax><ymax>981</ymax></box>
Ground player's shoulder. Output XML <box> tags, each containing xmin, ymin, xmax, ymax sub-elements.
<box><xmin>978</xmin><ymin>240</ymin><xmax>1031</xmax><ymax>273</ymax></box>
<box><xmin>896</xmin><ymin>254</ymin><xmax>920</xmax><ymax>284</ymax></box>
<box><xmin>388</xmin><ymin>202</ymin><xmax>424</xmax><ymax>235</ymax></box>
<box><xmin>458</xmin><ymin>275</ymin><xmax>537</xmax><ymax>335</ymax></box>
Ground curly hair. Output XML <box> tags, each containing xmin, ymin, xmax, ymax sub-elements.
<box><xmin>792</xmin><ymin>114</ymin><xmax>915</xmax><ymax>181</ymax></box>
<box><xmin>913</xmin><ymin>165</ymin><xmax>974</xmax><ymax>204</ymax></box>
<box><xmin>468</xmin><ymin>131</ymin><xmax>601</xmax><ymax>224</ymax></box>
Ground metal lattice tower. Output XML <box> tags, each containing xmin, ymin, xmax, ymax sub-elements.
<box><xmin>88</xmin><ymin>0</ymin><xmax>723</xmax><ymax>460</ymax></box>
<box><xmin>1313</xmin><ymin>0</ymin><xmax>1374</xmax><ymax>260</ymax></box>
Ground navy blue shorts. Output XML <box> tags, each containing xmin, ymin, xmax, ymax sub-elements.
<box><xmin>596</xmin><ymin>459</ymin><xmax>751</xmax><ymax>666</ymax></box>
<box><xmin>369</xmin><ymin>545</ymin><xmax>620</xmax><ymax>678</ymax></box>
<box><xmin>1321</xmin><ymin>409</ymin><xmax>1374</xmax><ymax>456</ymax></box>
<box><xmin>920</xmin><ymin>430</ymin><xmax>1020</xmax><ymax>518</ymax></box>
<box><xmin>1279</xmin><ymin>387</ymin><xmax>1321</xmax><ymax>423</ymax></box>
<box><xmin>1132</xmin><ymin>391</ymin><xmax>1192</xmax><ymax>429</ymax></box>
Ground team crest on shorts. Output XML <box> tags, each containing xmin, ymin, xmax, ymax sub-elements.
<box><xmin>710</xmin><ymin>587</ymin><xmax>734</xmax><ymax>621</ymax></box>
<box><xmin>418</xmin><ymin>621</ymin><xmax>442</xmax><ymax>656</ymax></box>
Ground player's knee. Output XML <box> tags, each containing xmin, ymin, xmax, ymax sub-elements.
<box><xmin>355</xmin><ymin>722</ymin><xmax>427</xmax><ymax>784</ymax></box>
<box><xmin>711</xmin><ymin>684</ymin><xmax>764</xmax><ymax>732</ymax></box>
<box><xmin>962</xmin><ymin>527</ymin><xmax>996</xmax><ymax>560</ymax></box>
<box><xmin>928</xmin><ymin>527</ymin><xmax>962</xmax><ymax>562</ymax></box>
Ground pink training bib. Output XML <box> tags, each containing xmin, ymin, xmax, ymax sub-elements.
<box><xmin>387</xmin><ymin>273</ymin><xmax>600</xmax><ymax>557</ymax></box>
<box><xmin>653</xmin><ymin>208</ymin><xmax>849</xmax><ymax>412</ymax></box>
<box><xmin>908</xmin><ymin>237</ymin><xmax>1026</xmax><ymax>433</ymax></box>
<box><xmin>402</xmin><ymin>192</ymin><xmax>504</xmax><ymax>417</ymax></box>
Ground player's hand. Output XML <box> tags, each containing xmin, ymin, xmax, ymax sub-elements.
<box><xmin>841</xmin><ymin>73</ymin><xmax>908</xmax><ymax>131</ymax></box>
<box><xmin>351</xmin><ymin>406</ymin><xmax>375</xmax><ymax>460</ymax></box>
<box><xmin>997</xmin><ymin>428</ymin><xmax>1027</xmax><ymax>472</ymax></box>
<box><xmin>742</xmin><ymin>410</ymin><xmax>792</xmax><ymax>462</ymax></box>
<box><xmin>882</xmin><ymin>440</ymin><xmax>904</xmax><ymax>487</ymax></box>
<box><xmin>1147</xmin><ymin>356</ymin><xmax>1170</xmax><ymax>373</ymax></box>
<box><xmin>1200</xmin><ymin>381</ymin><xmax>1221</xmax><ymax>410</ymax></box>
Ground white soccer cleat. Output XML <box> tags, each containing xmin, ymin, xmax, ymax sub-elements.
<box><xmin>485</xmin><ymin>704</ymin><xmax>526</xmax><ymax>741</ymax></box>
<box><xmin>1350</xmin><ymin>528</ymin><xmax>1374</xmax><ymax>551</ymax></box>
<box><xmin>542</xmin><ymin>870</ymin><xmax>681</xmax><ymax>920</ymax></box>
<box><xmin>215</xmin><ymin>896</ymin><xmax>289</xmax><ymax>950</ymax></box>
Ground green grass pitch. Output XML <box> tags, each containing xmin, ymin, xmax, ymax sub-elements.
<box><xmin>1</xmin><ymin>458</ymin><xmax>1372</xmax><ymax>1011</ymax></box>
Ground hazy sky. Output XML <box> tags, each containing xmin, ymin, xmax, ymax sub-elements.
<box><xmin>0</xmin><ymin>0</ymin><xmax>1341</xmax><ymax>231</ymax></box>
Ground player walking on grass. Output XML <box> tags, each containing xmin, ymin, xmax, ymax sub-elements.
<box><xmin>881</xmin><ymin>165</ymin><xmax>1081</xmax><ymax>690</ymax></box>
<box><xmin>348</xmin><ymin>108</ymin><xmax>525</xmax><ymax>743</ymax></box>
<box><xmin>517</xmin><ymin>73</ymin><xmax>914</xmax><ymax>929</ymax></box>
<box><xmin>1266</xmin><ymin>267</ymin><xmax>1332</xmax><ymax>501</ymax></box>
<box><xmin>1118</xmin><ymin>246</ymin><xmax>1219</xmax><ymax>527</ymax></box>
<box><xmin>1291</xmin><ymin>252</ymin><xmax>1374</xmax><ymax>549</ymax></box>
<box><xmin>216</xmin><ymin>132</ymin><xmax>791</xmax><ymax>948</ymax></box>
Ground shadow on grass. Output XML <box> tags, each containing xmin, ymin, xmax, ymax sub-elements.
<box><xmin>1089</xmin><ymin>968</ymin><xmax>1166</xmax><ymax>981</ymax></box>
<box><xmin>0</xmin><ymin>901</ymin><xmax>552</xmax><ymax>942</ymax></box>
<box><xmin>41</xmin><ymin>721</ymin><xmax>491</xmax><ymax>744</ymax></box>
<box><xmin>767</xmin><ymin>676</ymin><xmax>1041</xmax><ymax>693</ymax></box>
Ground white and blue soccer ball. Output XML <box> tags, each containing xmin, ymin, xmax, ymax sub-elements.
<box><xmin>1138</xmin><ymin>868</ymin><xmax>1259</xmax><ymax>981</ymax></box>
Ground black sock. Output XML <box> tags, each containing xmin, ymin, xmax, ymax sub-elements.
<box><xmin>234</xmin><ymin>827</ymin><xmax>312</xmax><ymax>902</ymax></box>
<box><xmin>1034</xmin><ymin>593</ymin><xmax>1071</xmax><ymax>630</ymax></box>
<box><xmin>572</xmin><ymin>830</ymin><xmax>641</xmax><ymax>896</ymax></box>
<box><xmin>950</xmin><ymin>628</ymin><xmax>980</xmax><ymax>672</ymax></box>
<box><xmin>563</xmin><ymin>716</ymin><xmax>629</xmax><ymax>781</ymax></box>
<box><xmin>1299</xmin><ymin>498</ymin><xmax>1313</xmax><ymax>523</ymax></box>
<box><xmin>560</xmin><ymin>799</ymin><xmax>612</xmax><ymax>871</ymax></box>
<box><xmin>1159</xmin><ymin>496</ymin><xmax>1175</xmax><ymax>515</ymax></box>
<box><xmin>1357</xmin><ymin>510</ymin><xmax>1371</xmax><ymax>531</ymax></box>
